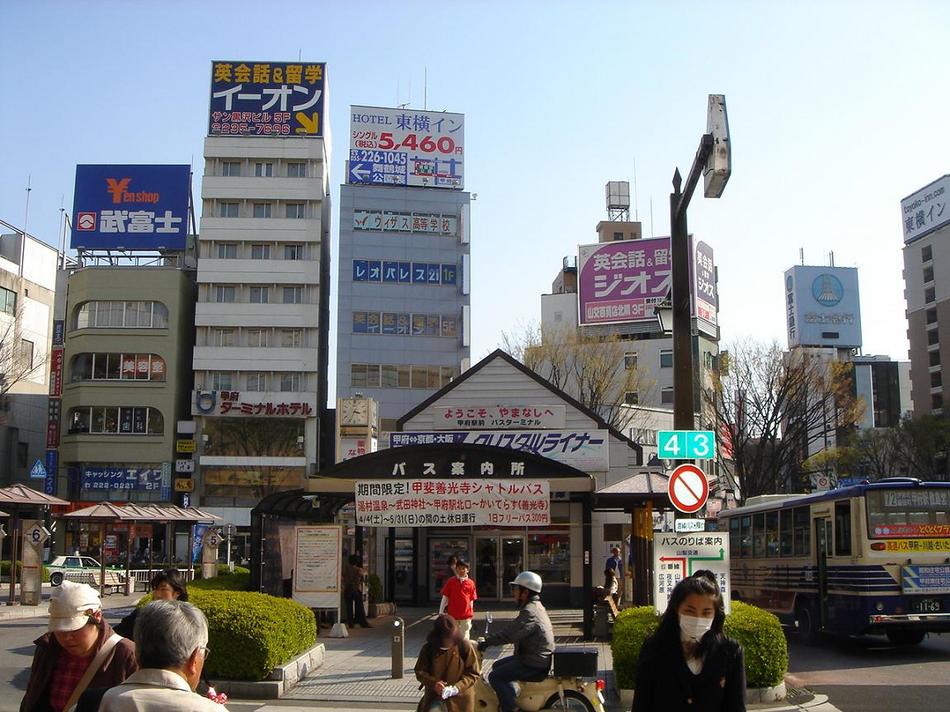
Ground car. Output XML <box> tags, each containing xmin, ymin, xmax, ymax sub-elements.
<box><xmin>47</xmin><ymin>555</ymin><xmax>111</xmax><ymax>586</ymax></box>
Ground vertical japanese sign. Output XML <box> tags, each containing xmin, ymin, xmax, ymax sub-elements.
<box><xmin>653</xmin><ymin>532</ymin><xmax>731</xmax><ymax>614</ymax></box>
<box><xmin>348</xmin><ymin>106</ymin><xmax>464</xmax><ymax>189</ymax></box>
<box><xmin>71</xmin><ymin>165</ymin><xmax>190</xmax><ymax>250</ymax></box>
<box><xmin>901</xmin><ymin>175</ymin><xmax>950</xmax><ymax>243</ymax></box>
<box><xmin>209</xmin><ymin>61</ymin><xmax>326</xmax><ymax>137</ymax></box>
<box><xmin>577</xmin><ymin>238</ymin><xmax>672</xmax><ymax>325</ymax></box>
<box><xmin>784</xmin><ymin>265</ymin><xmax>862</xmax><ymax>349</ymax></box>
<box><xmin>692</xmin><ymin>239</ymin><xmax>717</xmax><ymax>334</ymax></box>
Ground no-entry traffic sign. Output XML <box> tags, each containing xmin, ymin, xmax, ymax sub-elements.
<box><xmin>667</xmin><ymin>464</ymin><xmax>709</xmax><ymax>514</ymax></box>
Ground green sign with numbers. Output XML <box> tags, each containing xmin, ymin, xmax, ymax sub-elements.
<box><xmin>657</xmin><ymin>430</ymin><xmax>716</xmax><ymax>459</ymax></box>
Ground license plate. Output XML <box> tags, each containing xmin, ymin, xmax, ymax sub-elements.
<box><xmin>910</xmin><ymin>599</ymin><xmax>942</xmax><ymax>613</ymax></box>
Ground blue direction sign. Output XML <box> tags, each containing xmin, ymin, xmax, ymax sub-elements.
<box><xmin>658</xmin><ymin>430</ymin><xmax>716</xmax><ymax>460</ymax></box>
<box><xmin>901</xmin><ymin>565</ymin><xmax>950</xmax><ymax>595</ymax></box>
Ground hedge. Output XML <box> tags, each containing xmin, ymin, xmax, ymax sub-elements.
<box><xmin>194</xmin><ymin>564</ymin><xmax>251</xmax><ymax>580</ymax></box>
<box><xmin>1</xmin><ymin>560</ymin><xmax>51</xmax><ymax>583</ymax></box>
<box><xmin>611</xmin><ymin>601</ymin><xmax>787</xmax><ymax>689</ymax></box>
<box><xmin>190</xmin><ymin>571</ymin><xmax>251</xmax><ymax>591</ymax></box>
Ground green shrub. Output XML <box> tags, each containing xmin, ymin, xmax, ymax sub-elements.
<box><xmin>194</xmin><ymin>564</ymin><xmax>252</xmax><ymax>580</ymax></box>
<box><xmin>610</xmin><ymin>601</ymin><xmax>788</xmax><ymax>689</ymax></box>
<box><xmin>368</xmin><ymin>573</ymin><xmax>383</xmax><ymax>604</ymax></box>
<box><xmin>1</xmin><ymin>560</ymin><xmax>51</xmax><ymax>583</ymax></box>
<box><xmin>724</xmin><ymin>601</ymin><xmax>788</xmax><ymax>687</ymax></box>
<box><xmin>190</xmin><ymin>572</ymin><xmax>250</xmax><ymax>591</ymax></box>
<box><xmin>189</xmin><ymin>589</ymin><xmax>316</xmax><ymax>680</ymax></box>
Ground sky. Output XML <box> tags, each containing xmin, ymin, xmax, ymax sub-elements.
<box><xmin>2</xmin><ymin>0</ymin><xmax>948</xmax><ymax>401</ymax></box>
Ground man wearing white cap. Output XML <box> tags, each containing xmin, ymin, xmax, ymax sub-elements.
<box><xmin>20</xmin><ymin>580</ymin><xmax>137</xmax><ymax>712</ymax></box>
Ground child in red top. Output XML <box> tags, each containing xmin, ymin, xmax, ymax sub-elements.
<box><xmin>439</xmin><ymin>559</ymin><xmax>478</xmax><ymax>640</ymax></box>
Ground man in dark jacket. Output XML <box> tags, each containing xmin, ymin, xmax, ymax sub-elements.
<box><xmin>478</xmin><ymin>571</ymin><xmax>554</xmax><ymax>712</ymax></box>
<box><xmin>21</xmin><ymin>581</ymin><xmax>137</xmax><ymax>712</ymax></box>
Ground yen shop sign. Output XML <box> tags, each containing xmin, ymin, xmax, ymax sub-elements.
<box><xmin>668</xmin><ymin>464</ymin><xmax>709</xmax><ymax>514</ymax></box>
<box><xmin>657</xmin><ymin>430</ymin><xmax>716</xmax><ymax>460</ymax></box>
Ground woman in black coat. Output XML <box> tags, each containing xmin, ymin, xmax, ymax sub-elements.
<box><xmin>632</xmin><ymin>570</ymin><xmax>745</xmax><ymax>712</ymax></box>
<box><xmin>113</xmin><ymin>568</ymin><xmax>189</xmax><ymax>638</ymax></box>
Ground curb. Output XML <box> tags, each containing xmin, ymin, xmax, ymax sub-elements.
<box><xmin>214</xmin><ymin>643</ymin><xmax>326</xmax><ymax>700</ymax></box>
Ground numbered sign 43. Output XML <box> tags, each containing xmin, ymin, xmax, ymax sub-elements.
<box><xmin>658</xmin><ymin>430</ymin><xmax>716</xmax><ymax>460</ymax></box>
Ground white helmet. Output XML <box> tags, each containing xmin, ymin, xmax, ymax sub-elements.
<box><xmin>510</xmin><ymin>571</ymin><xmax>542</xmax><ymax>593</ymax></box>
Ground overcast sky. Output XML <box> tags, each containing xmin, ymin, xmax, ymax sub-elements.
<box><xmin>2</xmin><ymin>1</ymin><xmax>948</xmax><ymax>400</ymax></box>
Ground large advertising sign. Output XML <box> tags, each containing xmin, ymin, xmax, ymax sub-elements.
<box><xmin>348</xmin><ymin>106</ymin><xmax>464</xmax><ymax>189</ymax></box>
<box><xmin>578</xmin><ymin>238</ymin><xmax>671</xmax><ymax>325</ymax></box>
<box><xmin>355</xmin><ymin>479</ymin><xmax>549</xmax><ymax>527</ymax></box>
<box><xmin>391</xmin><ymin>429</ymin><xmax>610</xmax><ymax>471</ymax></box>
<box><xmin>693</xmin><ymin>240</ymin><xmax>718</xmax><ymax>335</ymax></box>
<box><xmin>784</xmin><ymin>265</ymin><xmax>862</xmax><ymax>349</ymax></box>
<box><xmin>901</xmin><ymin>175</ymin><xmax>950</xmax><ymax>244</ymax></box>
<box><xmin>81</xmin><ymin>466</ymin><xmax>170</xmax><ymax>498</ymax></box>
<box><xmin>209</xmin><ymin>61</ymin><xmax>326</xmax><ymax>137</ymax></box>
<box><xmin>653</xmin><ymin>532</ymin><xmax>731</xmax><ymax>614</ymax></box>
<box><xmin>71</xmin><ymin>165</ymin><xmax>190</xmax><ymax>250</ymax></box>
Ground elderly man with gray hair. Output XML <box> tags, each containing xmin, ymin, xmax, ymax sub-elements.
<box><xmin>98</xmin><ymin>600</ymin><xmax>224</xmax><ymax>711</ymax></box>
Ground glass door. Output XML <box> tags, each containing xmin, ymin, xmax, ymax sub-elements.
<box><xmin>475</xmin><ymin>537</ymin><xmax>499</xmax><ymax>599</ymax></box>
<box><xmin>815</xmin><ymin>517</ymin><xmax>832</xmax><ymax>630</ymax></box>
<box><xmin>429</xmin><ymin>537</ymin><xmax>469</xmax><ymax>601</ymax></box>
<box><xmin>393</xmin><ymin>538</ymin><xmax>414</xmax><ymax>602</ymax></box>
<box><xmin>501</xmin><ymin>538</ymin><xmax>524</xmax><ymax>591</ymax></box>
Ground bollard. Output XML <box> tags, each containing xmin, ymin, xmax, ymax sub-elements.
<box><xmin>391</xmin><ymin>617</ymin><xmax>405</xmax><ymax>679</ymax></box>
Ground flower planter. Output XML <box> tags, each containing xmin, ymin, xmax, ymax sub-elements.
<box><xmin>369</xmin><ymin>601</ymin><xmax>397</xmax><ymax>618</ymax></box>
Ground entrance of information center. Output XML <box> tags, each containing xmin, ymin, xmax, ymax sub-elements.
<box><xmin>428</xmin><ymin>534</ymin><xmax>525</xmax><ymax>602</ymax></box>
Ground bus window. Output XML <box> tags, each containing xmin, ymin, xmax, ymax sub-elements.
<box><xmin>834</xmin><ymin>500</ymin><xmax>852</xmax><ymax>556</ymax></box>
<box><xmin>729</xmin><ymin>517</ymin><xmax>741</xmax><ymax>556</ymax></box>
<box><xmin>753</xmin><ymin>513</ymin><xmax>766</xmax><ymax>557</ymax></box>
<box><xmin>740</xmin><ymin>515</ymin><xmax>752</xmax><ymax>558</ymax></box>
<box><xmin>866</xmin><ymin>488</ymin><xmax>950</xmax><ymax>537</ymax></box>
<box><xmin>794</xmin><ymin>506</ymin><xmax>811</xmax><ymax>556</ymax></box>
<box><xmin>779</xmin><ymin>510</ymin><xmax>794</xmax><ymax>556</ymax></box>
<box><xmin>766</xmin><ymin>511</ymin><xmax>779</xmax><ymax>556</ymax></box>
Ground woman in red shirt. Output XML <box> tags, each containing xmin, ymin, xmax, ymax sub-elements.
<box><xmin>439</xmin><ymin>559</ymin><xmax>477</xmax><ymax>640</ymax></box>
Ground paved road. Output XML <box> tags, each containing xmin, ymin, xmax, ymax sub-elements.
<box><xmin>787</xmin><ymin>630</ymin><xmax>950</xmax><ymax>712</ymax></box>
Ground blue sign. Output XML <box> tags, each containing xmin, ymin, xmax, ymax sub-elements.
<box><xmin>192</xmin><ymin>523</ymin><xmax>209</xmax><ymax>563</ymax></box>
<box><xmin>80</xmin><ymin>466</ymin><xmax>164</xmax><ymax>493</ymax></box>
<box><xmin>353</xmin><ymin>260</ymin><xmax>457</xmax><ymax>286</ymax></box>
<box><xmin>29</xmin><ymin>459</ymin><xmax>46</xmax><ymax>480</ymax></box>
<box><xmin>785</xmin><ymin>265</ymin><xmax>862</xmax><ymax>349</ymax></box>
<box><xmin>44</xmin><ymin>450</ymin><xmax>57</xmax><ymax>495</ymax></box>
<box><xmin>902</xmin><ymin>565</ymin><xmax>950</xmax><ymax>595</ymax></box>
<box><xmin>52</xmin><ymin>320</ymin><xmax>65</xmax><ymax>346</ymax></box>
<box><xmin>209</xmin><ymin>61</ymin><xmax>325</xmax><ymax>138</ymax></box>
<box><xmin>71</xmin><ymin>164</ymin><xmax>190</xmax><ymax>251</ymax></box>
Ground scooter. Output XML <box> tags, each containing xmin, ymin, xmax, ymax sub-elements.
<box><xmin>473</xmin><ymin>613</ymin><xmax>606</xmax><ymax>712</ymax></box>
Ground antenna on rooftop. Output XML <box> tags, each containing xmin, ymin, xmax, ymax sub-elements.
<box><xmin>24</xmin><ymin>175</ymin><xmax>32</xmax><ymax>230</ymax></box>
<box><xmin>632</xmin><ymin>159</ymin><xmax>639</xmax><ymax>221</ymax></box>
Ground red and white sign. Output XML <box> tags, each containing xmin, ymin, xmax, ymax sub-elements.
<box><xmin>77</xmin><ymin>212</ymin><xmax>96</xmax><ymax>231</ymax></box>
<box><xmin>668</xmin><ymin>464</ymin><xmax>709</xmax><ymax>514</ymax></box>
<box><xmin>48</xmin><ymin>348</ymin><xmax>64</xmax><ymax>397</ymax></box>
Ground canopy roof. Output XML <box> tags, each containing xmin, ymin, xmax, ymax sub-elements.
<box><xmin>593</xmin><ymin>470</ymin><xmax>672</xmax><ymax>509</ymax></box>
<box><xmin>0</xmin><ymin>484</ymin><xmax>69</xmax><ymax>507</ymax></box>
<box><xmin>60</xmin><ymin>502</ymin><xmax>222</xmax><ymax>523</ymax></box>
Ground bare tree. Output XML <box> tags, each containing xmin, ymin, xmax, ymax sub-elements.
<box><xmin>705</xmin><ymin>340</ymin><xmax>864</xmax><ymax>501</ymax></box>
<box><xmin>0</xmin><ymin>306</ymin><xmax>49</xmax><ymax>410</ymax></box>
<box><xmin>503</xmin><ymin>323</ymin><xmax>656</xmax><ymax>431</ymax></box>
<box><xmin>889</xmin><ymin>414</ymin><xmax>950</xmax><ymax>481</ymax></box>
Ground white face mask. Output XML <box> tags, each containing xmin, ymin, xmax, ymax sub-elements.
<box><xmin>457</xmin><ymin>572</ymin><xmax>468</xmax><ymax>580</ymax></box>
<box><xmin>679</xmin><ymin>614</ymin><xmax>714</xmax><ymax>642</ymax></box>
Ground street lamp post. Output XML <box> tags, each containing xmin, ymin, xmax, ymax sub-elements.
<box><xmin>668</xmin><ymin>95</ymin><xmax>731</xmax><ymax>430</ymax></box>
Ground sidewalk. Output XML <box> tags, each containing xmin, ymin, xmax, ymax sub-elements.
<box><xmin>287</xmin><ymin>607</ymin><xmax>842</xmax><ymax>712</ymax></box>
<box><xmin>0</xmin><ymin>585</ymin><xmax>141</xmax><ymax>622</ymax></box>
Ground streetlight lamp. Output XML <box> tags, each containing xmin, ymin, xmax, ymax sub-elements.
<box><xmin>669</xmin><ymin>94</ymin><xmax>731</xmax><ymax>430</ymax></box>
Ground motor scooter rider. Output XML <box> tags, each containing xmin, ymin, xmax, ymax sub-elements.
<box><xmin>477</xmin><ymin>571</ymin><xmax>555</xmax><ymax>712</ymax></box>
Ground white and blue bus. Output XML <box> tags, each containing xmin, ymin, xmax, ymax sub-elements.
<box><xmin>718</xmin><ymin>478</ymin><xmax>950</xmax><ymax>644</ymax></box>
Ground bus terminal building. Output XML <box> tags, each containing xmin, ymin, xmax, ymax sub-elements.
<box><xmin>252</xmin><ymin>350</ymin><xmax>675</xmax><ymax>617</ymax></box>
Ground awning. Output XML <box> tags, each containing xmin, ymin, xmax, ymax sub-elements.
<box><xmin>593</xmin><ymin>470</ymin><xmax>671</xmax><ymax>510</ymax></box>
<box><xmin>0</xmin><ymin>484</ymin><xmax>69</xmax><ymax>507</ymax></box>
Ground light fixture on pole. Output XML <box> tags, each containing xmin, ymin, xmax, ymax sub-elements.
<box><xmin>653</xmin><ymin>293</ymin><xmax>674</xmax><ymax>334</ymax></box>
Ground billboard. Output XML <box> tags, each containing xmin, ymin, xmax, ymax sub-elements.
<box><xmin>348</xmin><ymin>105</ymin><xmax>464</xmax><ymax>189</ymax></box>
<box><xmin>901</xmin><ymin>175</ymin><xmax>950</xmax><ymax>244</ymax></box>
<box><xmin>578</xmin><ymin>237</ymin><xmax>671</xmax><ymax>325</ymax></box>
<box><xmin>209</xmin><ymin>60</ymin><xmax>326</xmax><ymax>137</ymax></box>
<box><xmin>71</xmin><ymin>165</ymin><xmax>190</xmax><ymax>250</ymax></box>
<box><xmin>785</xmin><ymin>265</ymin><xmax>862</xmax><ymax>349</ymax></box>
<box><xmin>693</xmin><ymin>239</ymin><xmax>718</xmax><ymax>336</ymax></box>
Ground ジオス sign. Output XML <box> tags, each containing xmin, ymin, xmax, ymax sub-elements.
<box><xmin>71</xmin><ymin>164</ymin><xmax>190</xmax><ymax>251</ymax></box>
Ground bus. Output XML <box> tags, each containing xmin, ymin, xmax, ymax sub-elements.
<box><xmin>718</xmin><ymin>478</ymin><xmax>950</xmax><ymax>644</ymax></box>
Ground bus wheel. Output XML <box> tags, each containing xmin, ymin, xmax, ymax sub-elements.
<box><xmin>795</xmin><ymin>602</ymin><xmax>819</xmax><ymax>643</ymax></box>
<box><xmin>886</xmin><ymin>629</ymin><xmax>925</xmax><ymax>646</ymax></box>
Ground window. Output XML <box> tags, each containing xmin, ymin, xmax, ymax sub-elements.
<box><xmin>286</xmin><ymin>162</ymin><xmax>307</xmax><ymax>177</ymax></box>
<box><xmin>927</xmin><ymin>308</ymin><xmax>938</xmax><ymax>325</ymax></box>
<box><xmin>925</xmin><ymin>286</ymin><xmax>935</xmax><ymax>304</ymax></box>
<box><xmin>765</xmin><ymin>511</ymin><xmax>779</xmax><ymax>557</ymax></box>
<box><xmin>613</xmin><ymin>231</ymin><xmax>624</xmax><ymax>241</ymax></box>
<box><xmin>365</xmin><ymin>365</ymin><xmax>380</xmax><ymax>388</ymax></box>
<box><xmin>210</xmin><ymin>372</ymin><xmax>232</xmax><ymax>390</ymax></box>
<box><xmin>624</xmin><ymin>391</ymin><xmax>640</xmax><ymax>405</ymax></box>
<box><xmin>779</xmin><ymin>510</ymin><xmax>794</xmax><ymax>556</ymax></box>
<box><xmin>68</xmin><ymin>406</ymin><xmax>163</xmax><ymax>436</ymax></box>
<box><xmin>285</xmin><ymin>203</ymin><xmax>305</xmax><ymax>219</ymax></box>
<box><xmin>249</xmin><ymin>287</ymin><xmax>269</xmax><ymax>304</ymax></box>
<box><xmin>729</xmin><ymin>518</ymin><xmax>740</xmax><ymax>559</ymax></box>
<box><xmin>73</xmin><ymin>353</ymin><xmax>166</xmax><ymax>382</ymax></box>
<box><xmin>283</xmin><ymin>286</ymin><xmax>303</xmax><ymax>304</ymax></box>
<box><xmin>222</xmin><ymin>161</ymin><xmax>241</xmax><ymax>176</ymax></box>
<box><xmin>0</xmin><ymin>286</ymin><xmax>16</xmax><ymax>315</ymax></box>
<box><xmin>922</xmin><ymin>244</ymin><xmax>933</xmax><ymax>262</ymax></box>
<box><xmin>253</xmin><ymin>203</ymin><xmax>272</xmax><ymax>218</ymax></box>
<box><xmin>16</xmin><ymin>442</ymin><xmax>28</xmax><ymax>468</ymax></box>
<box><xmin>381</xmin><ymin>364</ymin><xmax>398</xmax><ymax>388</ymax></box>
<box><xmin>410</xmin><ymin>365</ymin><xmax>428</xmax><ymax>389</ymax></box>
<box><xmin>254</xmin><ymin>162</ymin><xmax>274</xmax><ymax>177</ymax></box>
<box><xmin>352</xmin><ymin>363</ymin><xmax>455</xmax><ymax>389</ymax></box>
<box><xmin>834</xmin><ymin>501</ymin><xmax>852</xmax><ymax>556</ymax></box>
<box><xmin>217</xmin><ymin>243</ymin><xmax>237</xmax><ymax>259</ymax></box>
<box><xmin>215</xmin><ymin>286</ymin><xmax>236</xmax><ymax>303</ymax></box>
<box><xmin>251</xmin><ymin>244</ymin><xmax>271</xmax><ymax>260</ymax></box>
<box><xmin>73</xmin><ymin>301</ymin><xmax>168</xmax><ymax>329</ymax></box>
<box><xmin>350</xmin><ymin>364</ymin><xmax>367</xmax><ymax>388</ymax></box>
<box><xmin>218</xmin><ymin>202</ymin><xmax>239</xmax><ymax>218</ymax></box>
<box><xmin>19</xmin><ymin>339</ymin><xmax>34</xmax><ymax>370</ymax></box>
<box><xmin>212</xmin><ymin>328</ymin><xmax>235</xmax><ymax>347</ymax></box>
<box><xmin>928</xmin><ymin>329</ymin><xmax>940</xmax><ymax>346</ymax></box>
<box><xmin>284</xmin><ymin>244</ymin><xmax>303</xmax><ymax>260</ymax></box>
<box><xmin>930</xmin><ymin>350</ymin><xmax>941</xmax><ymax>367</ymax></box>
<box><xmin>246</xmin><ymin>328</ymin><xmax>268</xmax><ymax>347</ymax></box>
<box><xmin>660</xmin><ymin>349</ymin><xmax>673</xmax><ymax>368</ymax></box>
<box><xmin>661</xmin><ymin>387</ymin><xmax>674</xmax><ymax>405</ymax></box>
<box><xmin>624</xmin><ymin>354</ymin><xmax>638</xmax><ymax>370</ymax></box>
<box><xmin>279</xmin><ymin>373</ymin><xmax>301</xmax><ymax>392</ymax></box>
<box><xmin>933</xmin><ymin>393</ymin><xmax>944</xmax><ymax>411</ymax></box>
<box><xmin>753</xmin><ymin>512</ymin><xmax>766</xmax><ymax>558</ymax></box>
<box><xmin>246</xmin><ymin>373</ymin><xmax>267</xmax><ymax>391</ymax></box>
<box><xmin>739</xmin><ymin>515</ymin><xmax>752</xmax><ymax>558</ymax></box>
<box><xmin>932</xmin><ymin>371</ymin><xmax>942</xmax><ymax>389</ymax></box>
<box><xmin>923</xmin><ymin>265</ymin><xmax>935</xmax><ymax>283</ymax></box>
<box><xmin>527</xmin><ymin>531</ymin><xmax>570</xmax><ymax>584</ymax></box>
<box><xmin>793</xmin><ymin>506</ymin><xmax>810</xmax><ymax>556</ymax></box>
<box><xmin>280</xmin><ymin>329</ymin><xmax>303</xmax><ymax>347</ymax></box>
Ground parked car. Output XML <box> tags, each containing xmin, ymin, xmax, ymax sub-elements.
<box><xmin>47</xmin><ymin>555</ymin><xmax>107</xmax><ymax>586</ymax></box>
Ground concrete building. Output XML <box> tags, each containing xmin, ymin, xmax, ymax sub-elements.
<box><xmin>192</xmin><ymin>136</ymin><xmax>332</xmax><ymax>527</ymax></box>
<box><xmin>852</xmin><ymin>355</ymin><xmax>912</xmax><ymax>430</ymax></box>
<box><xmin>0</xmin><ymin>224</ymin><xmax>57</xmax><ymax>487</ymax></box>
<box><xmin>335</xmin><ymin>107</ymin><xmax>471</xmax><ymax>432</ymax></box>
<box><xmin>901</xmin><ymin>175</ymin><xmax>950</xmax><ymax>417</ymax></box>
<box><xmin>59</xmin><ymin>265</ymin><xmax>195</xmax><ymax>510</ymax></box>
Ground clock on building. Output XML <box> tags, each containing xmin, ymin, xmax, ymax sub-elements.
<box><xmin>340</xmin><ymin>398</ymin><xmax>369</xmax><ymax>426</ymax></box>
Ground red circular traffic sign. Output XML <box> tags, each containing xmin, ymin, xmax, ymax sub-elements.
<box><xmin>668</xmin><ymin>464</ymin><xmax>709</xmax><ymax>514</ymax></box>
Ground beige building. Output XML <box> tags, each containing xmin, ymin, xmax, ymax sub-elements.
<box><xmin>58</xmin><ymin>265</ymin><xmax>195</xmax><ymax>508</ymax></box>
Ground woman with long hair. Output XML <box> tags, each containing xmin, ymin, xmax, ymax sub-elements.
<box><xmin>632</xmin><ymin>570</ymin><xmax>745</xmax><ymax>712</ymax></box>
<box><xmin>114</xmin><ymin>569</ymin><xmax>188</xmax><ymax>639</ymax></box>
<box><xmin>414</xmin><ymin>614</ymin><xmax>480</xmax><ymax>712</ymax></box>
